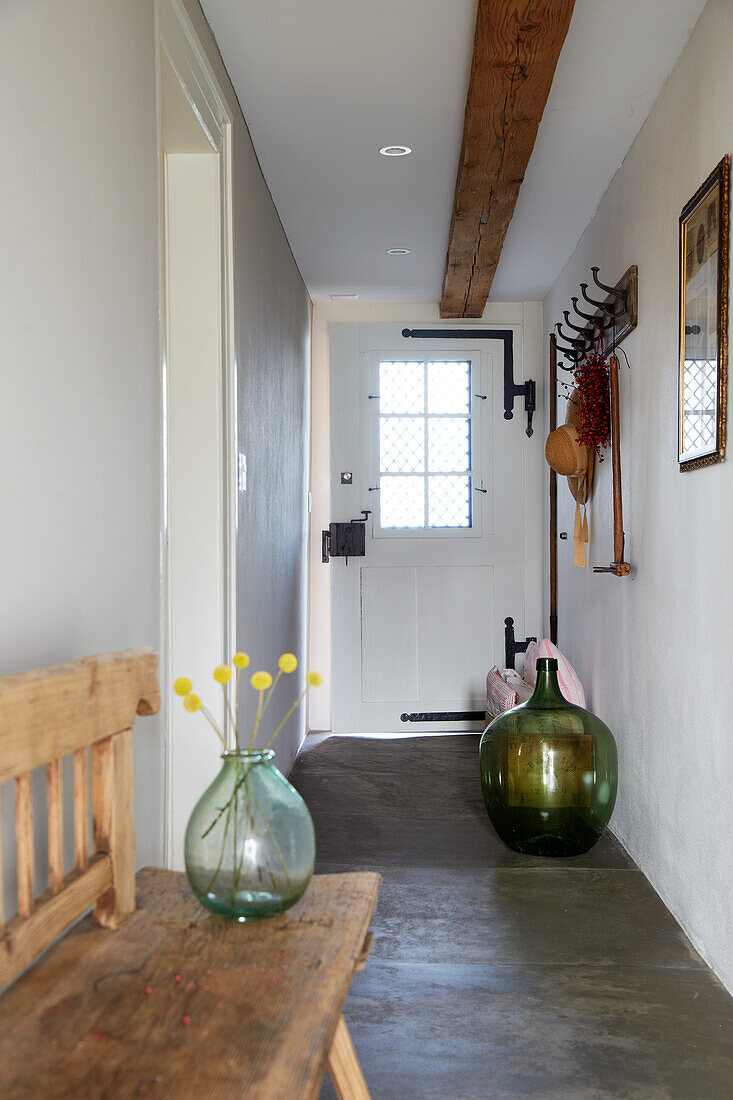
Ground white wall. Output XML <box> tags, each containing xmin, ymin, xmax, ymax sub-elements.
<box><xmin>0</xmin><ymin>0</ymin><xmax>163</xmax><ymax>878</ymax></box>
<box><xmin>0</xmin><ymin>0</ymin><xmax>310</xmax><ymax>914</ymax></box>
<box><xmin>310</xmin><ymin>301</ymin><xmax>545</xmax><ymax>732</ymax></box>
<box><xmin>543</xmin><ymin>0</ymin><xmax>733</xmax><ymax>993</ymax></box>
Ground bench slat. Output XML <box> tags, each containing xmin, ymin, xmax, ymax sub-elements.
<box><xmin>0</xmin><ymin>854</ymin><xmax>113</xmax><ymax>989</ymax></box>
<box><xmin>73</xmin><ymin>747</ymin><xmax>90</xmax><ymax>872</ymax></box>
<box><xmin>47</xmin><ymin>759</ymin><xmax>64</xmax><ymax>895</ymax></box>
<box><xmin>0</xmin><ymin>868</ymin><xmax>380</xmax><ymax>1099</ymax></box>
<box><xmin>15</xmin><ymin>773</ymin><xmax>34</xmax><ymax>918</ymax></box>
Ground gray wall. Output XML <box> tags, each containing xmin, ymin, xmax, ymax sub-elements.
<box><xmin>182</xmin><ymin>1</ymin><xmax>311</xmax><ymax>772</ymax></box>
<box><xmin>543</xmin><ymin>0</ymin><xmax>733</xmax><ymax>993</ymax></box>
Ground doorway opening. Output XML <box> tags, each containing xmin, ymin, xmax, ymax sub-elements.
<box><xmin>157</xmin><ymin>0</ymin><xmax>235</xmax><ymax>869</ymax></box>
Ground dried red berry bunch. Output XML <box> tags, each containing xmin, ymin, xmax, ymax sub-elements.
<box><xmin>562</xmin><ymin>348</ymin><xmax>611</xmax><ymax>460</ymax></box>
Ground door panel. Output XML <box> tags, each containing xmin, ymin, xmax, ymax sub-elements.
<box><xmin>434</xmin><ymin>566</ymin><xmax>493</xmax><ymax>702</ymax></box>
<box><xmin>329</xmin><ymin>322</ymin><xmax>527</xmax><ymax>733</ymax></box>
<box><xmin>361</xmin><ymin>567</ymin><xmax>419</xmax><ymax>702</ymax></box>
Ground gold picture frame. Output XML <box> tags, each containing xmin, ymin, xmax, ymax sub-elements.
<box><xmin>678</xmin><ymin>155</ymin><xmax>729</xmax><ymax>471</ymax></box>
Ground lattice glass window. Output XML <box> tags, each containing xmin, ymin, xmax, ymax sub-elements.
<box><xmin>380</xmin><ymin>361</ymin><xmax>424</xmax><ymax>414</ymax></box>
<box><xmin>380</xmin><ymin>418</ymin><xmax>424</xmax><ymax>472</ymax></box>
<box><xmin>377</xmin><ymin>360</ymin><xmax>474</xmax><ymax>530</ymax></box>
<box><xmin>428</xmin><ymin>361</ymin><xmax>470</xmax><ymax>415</ymax></box>
<box><xmin>428</xmin><ymin>418</ymin><xmax>470</xmax><ymax>472</ymax></box>
<box><xmin>428</xmin><ymin>476</ymin><xmax>471</xmax><ymax>527</ymax></box>
<box><xmin>682</xmin><ymin>358</ymin><xmax>717</xmax><ymax>453</ymax></box>
<box><xmin>380</xmin><ymin>476</ymin><xmax>425</xmax><ymax>529</ymax></box>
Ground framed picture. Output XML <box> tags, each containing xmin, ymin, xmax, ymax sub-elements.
<box><xmin>678</xmin><ymin>155</ymin><xmax>729</xmax><ymax>471</ymax></box>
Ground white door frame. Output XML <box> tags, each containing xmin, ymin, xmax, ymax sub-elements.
<box><xmin>156</xmin><ymin>0</ymin><xmax>236</xmax><ymax>867</ymax></box>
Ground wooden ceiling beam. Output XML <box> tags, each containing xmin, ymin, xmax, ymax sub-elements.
<box><xmin>440</xmin><ymin>0</ymin><xmax>575</xmax><ymax>318</ymax></box>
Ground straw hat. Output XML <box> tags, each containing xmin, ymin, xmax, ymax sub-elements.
<box><xmin>544</xmin><ymin>392</ymin><xmax>595</xmax><ymax>505</ymax></box>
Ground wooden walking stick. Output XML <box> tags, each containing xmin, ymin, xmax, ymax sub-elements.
<box><xmin>549</xmin><ymin>335</ymin><xmax>558</xmax><ymax>641</ymax></box>
<box><xmin>593</xmin><ymin>354</ymin><xmax>630</xmax><ymax>576</ymax></box>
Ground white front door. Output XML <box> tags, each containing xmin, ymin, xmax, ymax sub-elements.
<box><xmin>329</xmin><ymin>322</ymin><xmax>530</xmax><ymax>734</ymax></box>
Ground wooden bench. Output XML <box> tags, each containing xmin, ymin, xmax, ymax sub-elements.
<box><xmin>0</xmin><ymin>649</ymin><xmax>379</xmax><ymax>1098</ymax></box>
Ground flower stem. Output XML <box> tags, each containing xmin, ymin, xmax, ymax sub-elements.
<box><xmin>231</xmin><ymin>771</ymin><xmax>239</xmax><ymax>904</ymax></box>
<box><xmin>234</xmin><ymin>668</ymin><xmax>242</xmax><ymax>749</ymax></box>
<box><xmin>250</xmin><ymin>782</ymin><xmax>293</xmax><ymax>892</ymax></box>
<box><xmin>200</xmin><ymin>705</ymin><xmax>227</xmax><ymax>749</ymax></box>
<box><xmin>200</xmin><ymin>763</ymin><xmax>252</xmax><ymax>838</ymax></box>
<box><xmin>249</xmin><ymin>689</ymin><xmax>265</xmax><ymax>749</ymax></box>
<box><xmin>261</xmin><ymin>669</ymin><xmax>282</xmax><ymax>718</ymax></box>
<box><xmin>202</xmin><ymin>791</ymin><xmax>234</xmax><ymax>895</ymax></box>
<box><xmin>221</xmin><ymin>683</ymin><xmax>237</xmax><ymax>750</ymax></box>
<box><xmin>262</xmin><ymin>688</ymin><xmax>309</xmax><ymax>751</ymax></box>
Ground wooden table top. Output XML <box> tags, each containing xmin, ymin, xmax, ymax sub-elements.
<box><xmin>0</xmin><ymin>868</ymin><xmax>381</xmax><ymax>1099</ymax></box>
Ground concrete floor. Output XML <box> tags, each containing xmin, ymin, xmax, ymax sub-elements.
<box><xmin>289</xmin><ymin>733</ymin><xmax>733</xmax><ymax>1100</ymax></box>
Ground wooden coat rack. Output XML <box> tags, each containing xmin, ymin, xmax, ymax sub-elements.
<box><xmin>549</xmin><ymin>267</ymin><xmax>636</xmax><ymax>636</ymax></box>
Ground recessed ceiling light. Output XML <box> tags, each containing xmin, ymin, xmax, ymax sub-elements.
<box><xmin>330</xmin><ymin>293</ymin><xmax>359</xmax><ymax>301</ymax></box>
<box><xmin>386</xmin><ymin>248</ymin><xmax>410</xmax><ymax>255</ymax></box>
<box><xmin>379</xmin><ymin>145</ymin><xmax>412</xmax><ymax>157</ymax></box>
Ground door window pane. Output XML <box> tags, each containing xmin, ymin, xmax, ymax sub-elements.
<box><xmin>380</xmin><ymin>361</ymin><xmax>424</xmax><ymax>414</ymax></box>
<box><xmin>428</xmin><ymin>418</ymin><xmax>470</xmax><ymax>473</ymax></box>
<box><xmin>380</xmin><ymin>417</ymin><xmax>425</xmax><ymax>473</ymax></box>
<box><xmin>428</xmin><ymin>476</ymin><xmax>471</xmax><ymax>528</ymax></box>
<box><xmin>380</xmin><ymin>476</ymin><xmax>425</xmax><ymax>528</ymax></box>
<box><xmin>427</xmin><ymin>361</ymin><xmax>470</xmax><ymax>414</ymax></box>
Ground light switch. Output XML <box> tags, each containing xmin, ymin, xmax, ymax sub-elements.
<box><xmin>238</xmin><ymin>453</ymin><xmax>247</xmax><ymax>492</ymax></box>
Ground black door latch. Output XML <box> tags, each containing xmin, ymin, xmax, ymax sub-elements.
<box><xmin>322</xmin><ymin>511</ymin><xmax>371</xmax><ymax>564</ymax></box>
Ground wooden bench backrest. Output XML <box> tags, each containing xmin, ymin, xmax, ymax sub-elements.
<box><xmin>0</xmin><ymin>649</ymin><xmax>159</xmax><ymax>988</ymax></box>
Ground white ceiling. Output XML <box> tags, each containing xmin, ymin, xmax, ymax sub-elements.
<box><xmin>201</xmin><ymin>0</ymin><xmax>708</xmax><ymax>304</ymax></box>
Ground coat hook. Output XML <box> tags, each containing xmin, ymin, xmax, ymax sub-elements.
<box><xmin>555</xmin><ymin>322</ymin><xmax>587</xmax><ymax>352</ymax></box>
<box><xmin>591</xmin><ymin>266</ymin><xmax>626</xmax><ymax>304</ymax></box>
<box><xmin>571</xmin><ymin>297</ymin><xmax>613</xmax><ymax>331</ymax></box>
<box><xmin>580</xmin><ymin>283</ymin><xmax>615</xmax><ymax>317</ymax></box>
<box><xmin>553</xmin><ymin>339</ymin><xmax>583</xmax><ymax>363</ymax></box>
<box><xmin>563</xmin><ymin>311</ymin><xmax>594</xmax><ymax>341</ymax></box>
<box><xmin>553</xmin><ymin>336</ymin><xmax>583</xmax><ymax>360</ymax></box>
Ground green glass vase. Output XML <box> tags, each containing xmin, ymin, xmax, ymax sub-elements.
<box><xmin>479</xmin><ymin>658</ymin><xmax>618</xmax><ymax>856</ymax></box>
<box><xmin>185</xmin><ymin>749</ymin><xmax>315</xmax><ymax>921</ymax></box>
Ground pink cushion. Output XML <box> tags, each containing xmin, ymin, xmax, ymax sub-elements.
<box><xmin>486</xmin><ymin>666</ymin><xmax>519</xmax><ymax>719</ymax></box>
<box><xmin>523</xmin><ymin>639</ymin><xmax>586</xmax><ymax>709</ymax></box>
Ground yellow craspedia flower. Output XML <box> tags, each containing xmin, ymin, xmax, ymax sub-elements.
<box><xmin>278</xmin><ymin>653</ymin><xmax>298</xmax><ymax>674</ymax></box>
<box><xmin>183</xmin><ymin>693</ymin><xmax>202</xmax><ymax>712</ymax></box>
<box><xmin>251</xmin><ymin>671</ymin><xmax>273</xmax><ymax>691</ymax></box>
<box><xmin>213</xmin><ymin>664</ymin><xmax>231</xmax><ymax>684</ymax></box>
<box><xmin>306</xmin><ymin>671</ymin><xmax>323</xmax><ymax>687</ymax></box>
<box><xmin>232</xmin><ymin>652</ymin><xmax>250</xmax><ymax>669</ymax></box>
<box><xmin>174</xmin><ymin>677</ymin><xmax>192</xmax><ymax>696</ymax></box>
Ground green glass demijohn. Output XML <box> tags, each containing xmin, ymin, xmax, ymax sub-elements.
<box><xmin>185</xmin><ymin>749</ymin><xmax>316</xmax><ymax>921</ymax></box>
<box><xmin>479</xmin><ymin>658</ymin><xmax>618</xmax><ymax>856</ymax></box>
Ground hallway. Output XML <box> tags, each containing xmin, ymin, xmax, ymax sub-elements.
<box><xmin>290</xmin><ymin>735</ymin><xmax>733</xmax><ymax>1099</ymax></box>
